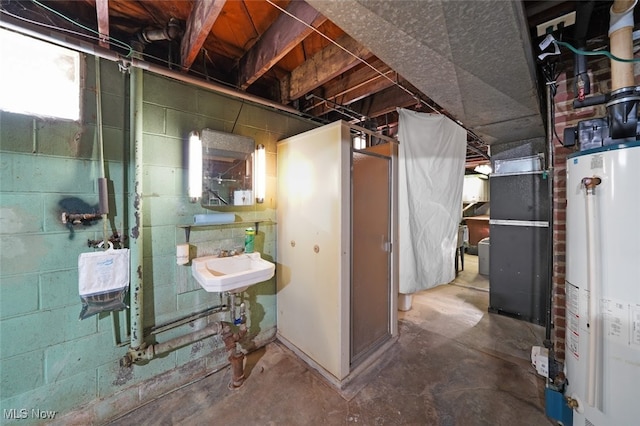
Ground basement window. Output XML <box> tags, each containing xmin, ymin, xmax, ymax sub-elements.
<box><xmin>0</xmin><ymin>28</ymin><xmax>80</xmax><ymax>121</ymax></box>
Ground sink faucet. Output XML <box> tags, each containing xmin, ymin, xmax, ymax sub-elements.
<box><xmin>218</xmin><ymin>247</ymin><xmax>245</xmax><ymax>257</ymax></box>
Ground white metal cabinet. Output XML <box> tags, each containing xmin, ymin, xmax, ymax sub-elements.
<box><xmin>276</xmin><ymin>121</ymin><xmax>351</xmax><ymax>381</ymax></box>
<box><xmin>276</xmin><ymin>121</ymin><xmax>398</xmax><ymax>385</ymax></box>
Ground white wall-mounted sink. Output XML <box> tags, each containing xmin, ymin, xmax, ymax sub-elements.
<box><xmin>191</xmin><ymin>252</ymin><xmax>275</xmax><ymax>293</ymax></box>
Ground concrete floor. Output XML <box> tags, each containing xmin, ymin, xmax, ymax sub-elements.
<box><xmin>110</xmin><ymin>255</ymin><xmax>553</xmax><ymax>425</ymax></box>
<box><xmin>451</xmin><ymin>253</ymin><xmax>490</xmax><ymax>292</ymax></box>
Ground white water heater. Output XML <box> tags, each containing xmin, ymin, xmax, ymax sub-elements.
<box><xmin>565</xmin><ymin>142</ymin><xmax>640</xmax><ymax>426</ymax></box>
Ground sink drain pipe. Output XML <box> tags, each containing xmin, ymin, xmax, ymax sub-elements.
<box><xmin>122</xmin><ymin>320</ymin><xmax>248</xmax><ymax>387</ymax></box>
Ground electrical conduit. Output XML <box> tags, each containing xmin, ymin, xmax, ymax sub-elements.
<box><xmin>95</xmin><ymin>56</ymin><xmax>110</xmax><ymax>244</ymax></box>
<box><xmin>544</xmin><ymin>81</ymin><xmax>554</xmax><ymax>347</ymax></box>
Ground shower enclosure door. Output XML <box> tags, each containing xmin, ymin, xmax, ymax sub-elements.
<box><xmin>351</xmin><ymin>150</ymin><xmax>391</xmax><ymax>366</ymax></box>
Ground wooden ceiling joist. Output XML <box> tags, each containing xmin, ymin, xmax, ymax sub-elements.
<box><xmin>181</xmin><ymin>0</ymin><xmax>227</xmax><ymax>71</ymax></box>
<box><xmin>354</xmin><ymin>85</ymin><xmax>421</xmax><ymax>120</ymax></box>
<box><xmin>305</xmin><ymin>59</ymin><xmax>397</xmax><ymax>116</ymax></box>
<box><xmin>322</xmin><ymin>59</ymin><xmax>395</xmax><ymax>103</ymax></box>
<box><xmin>281</xmin><ymin>34</ymin><xmax>371</xmax><ymax>104</ymax></box>
<box><xmin>96</xmin><ymin>0</ymin><xmax>110</xmax><ymax>49</ymax></box>
<box><xmin>237</xmin><ymin>0</ymin><xmax>327</xmax><ymax>90</ymax></box>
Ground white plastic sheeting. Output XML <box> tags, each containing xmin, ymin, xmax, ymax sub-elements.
<box><xmin>397</xmin><ymin>109</ymin><xmax>466</xmax><ymax>294</ymax></box>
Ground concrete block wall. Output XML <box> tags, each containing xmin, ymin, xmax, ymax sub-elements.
<box><xmin>550</xmin><ymin>56</ymin><xmax>640</xmax><ymax>361</ymax></box>
<box><xmin>0</xmin><ymin>55</ymin><xmax>317</xmax><ymax>424</ymax></box>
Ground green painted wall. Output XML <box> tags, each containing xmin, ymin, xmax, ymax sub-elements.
<box><xmin>0</xmin><ymin>56</ymin><xmax>317</xmax><ymax>424</ymax></box>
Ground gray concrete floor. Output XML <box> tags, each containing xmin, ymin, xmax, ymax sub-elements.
<box><xmin>110</xmin><ymin>255</ymin><xmax>552</xmax><ymax>425</ymax></box>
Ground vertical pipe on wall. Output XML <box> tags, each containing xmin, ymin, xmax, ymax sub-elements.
<box><xmin>544</xmin><ymin>81</ymin><xmax>555</xmax><ymax>347</ymax></box>
<box><xmin>609</xmin><ymin>0</ymin><xmax>636</xmax><ymax>91</ymax></box>
<box><xmin>95</xmin><ymin>56</ymin><xmax>110</xmax><ymax>245</ymax></box>
<box><xmin>128</xmin><ymin>62</ymin><xmax>144</xmax><ymax>350</ymax></box>
<box><xmin>32</xmin><ymin>118</ymin><xmax>37</xmax><ymax>153</ymax></box>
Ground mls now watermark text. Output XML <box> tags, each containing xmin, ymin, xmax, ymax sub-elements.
<box><xmin>3</xmin><ymin>409</ymin><xmax>57</xmax><ymax>420</ymax></box>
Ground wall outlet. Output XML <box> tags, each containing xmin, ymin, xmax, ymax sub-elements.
<box><xmin>536</xmin><ymin>11</ymin><xmax>576</xmax><ymax>37</ymax></box>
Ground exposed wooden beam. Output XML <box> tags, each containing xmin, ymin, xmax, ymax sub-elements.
<box><xmin>323</xmin><ymin>59</ymin><xmax>394</xmax><ymax>103</ymax></box>
<box><xmin>96</xmin><ymin>0</ymin><xmax>110</xmax><ymax>49</ymax></box>
<box><xmin>181</xmin><ymin>0</ymin><xmax>226</xmax><ymax>71</ymax></box>
<box><xmin>352</xmin><ymin>85</ymin><xmax>421</xmax><ymax>119</ymax></box>
<box><xmin>305</xmin><ymin>59</ymin><xmax>397</xmax><ymax>116</ymax></box>
<box><xmin>237</xmin><ymin>0</ymin><xmax>326</xmax><ymax>90</ymax></box>
<box><xmin>281</xmin><ymin>34</ymin><xmax>372</xmax><ymax>104</ymax></box>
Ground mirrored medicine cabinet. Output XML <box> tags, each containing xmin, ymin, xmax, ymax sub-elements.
<box><xmin>200</xmin><ymin>128</ymin><xmax>255</xmax><ymax>208</ymax></box>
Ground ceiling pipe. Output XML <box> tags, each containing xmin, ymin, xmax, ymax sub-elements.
<box><xmin>609</xmin><ymin>0</ymin><xmax>636</xmax><ymax>91</ymax></box>
<box><xmin>0</xmin><ymin>14</ymin><xmax>303</xmax><ymax>117</ymax></box>
<box><xmin>137</xmin><ymin>17</ymin><xmax>182</xmax><ymax>45</ymax></box>
<box><xmin>573</xmin><ymin>1</ymin><xmax>595</xmax><ymax>102</ymax></box>
<box><xmin>607</xmin><ymin>0</ymin><xmax>639</xmax><ymax>139</ymax></box>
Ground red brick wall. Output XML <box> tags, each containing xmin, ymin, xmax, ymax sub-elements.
<box><xmin>550</xmin><ymin>56</ymin><xmax>638</xmax><ymax>361</ymax></box>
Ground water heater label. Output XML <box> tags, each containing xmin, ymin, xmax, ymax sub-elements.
<box><xmin>602</xmin><ymin>299</ymin><xmax>627</xmax><ymax>344</ymax></box>
<box><xmin>566</xmin><ymin>282</ymin><xmax>579</xmax><ymax>314</ymax></box>
<box><xmin>568</xmin><ymin>316</ymin><xmax>580</xmax><ymax>360</ymax></box>
<box><xmin>566</xmin><ymin>282</ymin><xmax>580</xmax><ymax>360</ymax></box>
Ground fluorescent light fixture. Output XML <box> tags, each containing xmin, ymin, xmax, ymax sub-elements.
<box><xmin>188</xmin><ymin>131</ymin><xmax>203</xmax><ymax>201</ymax></box>
<box><xmin>474</xmin><ymin>164</ymin><xmax>492</xmax><ymax>175</ymax></box>
<box><xmin>255</xmin><ymin>144</ymin><xmax>266</xmax><ymax>203</ymax></box>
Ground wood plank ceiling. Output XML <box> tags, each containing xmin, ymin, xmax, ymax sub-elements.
<box><xmin>0</xmin><ymin>0</ymin><xmax>585</xmax><ymax>168</ymax></box>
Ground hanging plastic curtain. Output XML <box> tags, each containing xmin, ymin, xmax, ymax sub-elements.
<box><xmin>397</xmin><ymin>108</ymin><xmax>466</xmax><ymax>294</ymax></box>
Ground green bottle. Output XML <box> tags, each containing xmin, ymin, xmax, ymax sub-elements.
<box><xmin>244</xmin><ymin>228</ymin><xmax>255</xmax><ymax>253</ymax></box>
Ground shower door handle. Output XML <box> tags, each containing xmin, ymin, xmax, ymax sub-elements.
<box><xmin>382</xmin><ymin>235</ymin><xmax>392</xmax><ymax>252</ymax></box>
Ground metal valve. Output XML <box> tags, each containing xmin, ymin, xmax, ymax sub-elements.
<box><xmin>581</xmin><ymin>176</ymin><xmax>602</xmax><ymax>194</ymax></box>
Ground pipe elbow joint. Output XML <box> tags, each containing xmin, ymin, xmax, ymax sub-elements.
<box><xmin>609</xmin><ymin>0</ymin><xmax>637</xmax><ymax>36</ymax></box>
<box><xmin>123</xmin><ymin>343</ymin><xmax>153</xmax><ymax>365</ymax></box>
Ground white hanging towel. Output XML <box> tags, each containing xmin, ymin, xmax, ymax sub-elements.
<box><xmin>397</xmin><ymin>108</ymin><xmax>466</xmax><ymax>294</ymax></box>
<box><xmin>78</xmin><ymin>243</ymin><xmax>130</xmax><ymax>296</ymax></box>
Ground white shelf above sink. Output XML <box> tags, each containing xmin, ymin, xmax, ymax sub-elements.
<box><xmin>191</xmin><ymin>252</ymin><xmax>275</xmax><ymax>293</ymax></box>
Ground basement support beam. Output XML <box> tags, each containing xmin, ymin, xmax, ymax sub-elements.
<box><xmin>181</xmin><ymin>0</ymin><xmax>226</xmax><ymax>71</ymax></box>
<box><xmin>281</xmin><ymin>34</ymin><xmax>371</xmax><ymax>103</ymax></box>
<box><xmin>320</xmin><ymin>58</ymin><xmax>394</xmax><ymax>103</ymax></box>
<box><xmin>305</xmin><ymin>61</ymin><xmax>397</xmax><ymax>116</ymax></box>
<box><xmin>353</xmin><ymin>85</ymin><xmax>421</xmax><ymax>120</ymax></box>
<box><xmin>237</xmin><ymin>0</ymin><xmax>326</xmax><ymax>90</ymax></box>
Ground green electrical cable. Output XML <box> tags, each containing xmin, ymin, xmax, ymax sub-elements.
<box><xmin>554</xmin><ymin>40</ymin><xmax>640</xmax><ymax>63</ymax></box>
<box><xmin>31</xmin><ymin>0</ymin><xmax>133</xmax><ymax>57</ymax></box>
